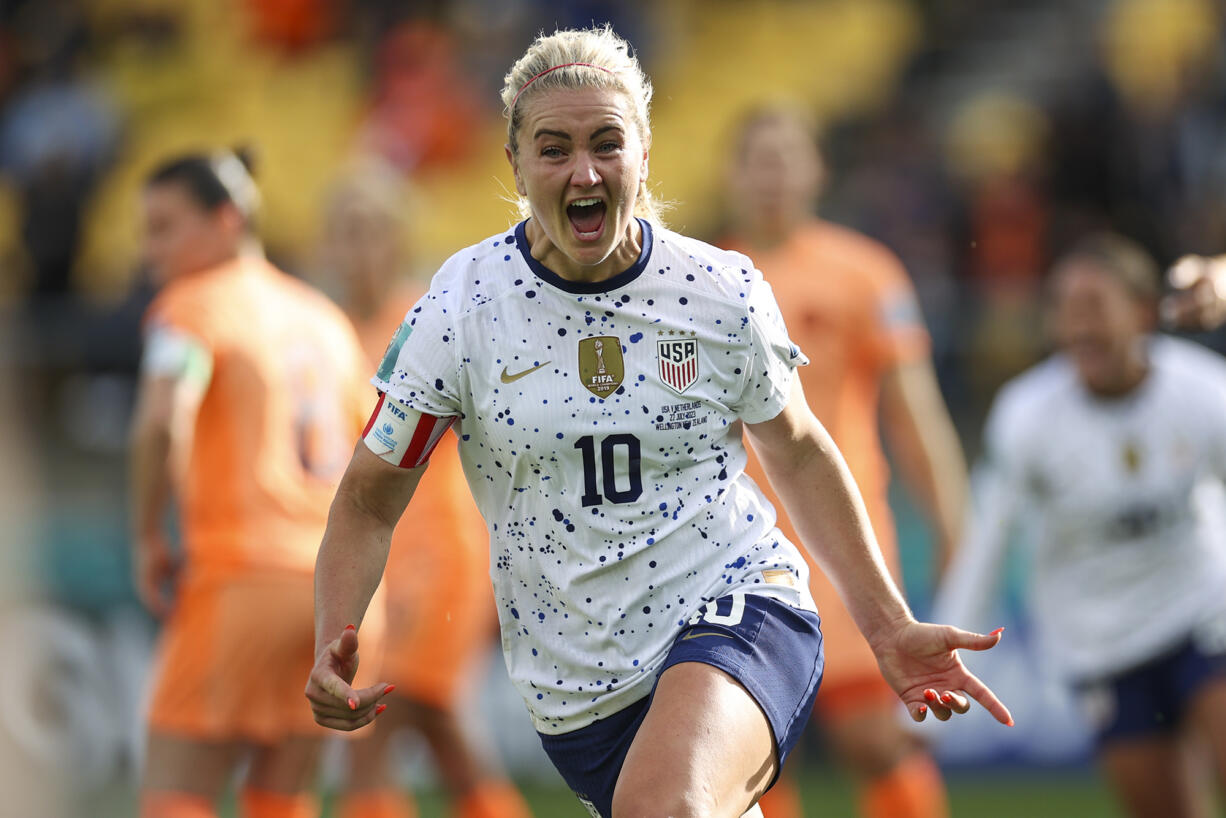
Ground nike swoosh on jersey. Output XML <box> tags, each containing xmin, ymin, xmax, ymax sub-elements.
<box><xmin>500</xmin><ymin>361</ymin><xmax>552</xmax><ymax>383</ymax></box>
<box><xmin>680</xmin><ymin>631</ymin><xmax>734</xmax><ymax>641</ymax></box>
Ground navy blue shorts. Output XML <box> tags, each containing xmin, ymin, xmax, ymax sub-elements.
<box><xmin>538</xmin><ymin>592</ymin><xmax>824</xmax><ymax>818</ymax></box>
<box><xmin>1075</xmin><ymin>635</ymin><xmax>1226</xmax><ymax>748</ymax></box>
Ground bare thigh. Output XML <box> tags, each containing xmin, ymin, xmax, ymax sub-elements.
<box><xmin>1099</xmin><ymin>735</ymin><xmax>1198</xmax><ymax>818</ymax></box>
<box><xmin>611</xmin><ymin>662</ymin><xmax>776</xmax><ymax>818</ymax></box>
<box><xmin>344</xmin><ymin>694</ymin><xmax>499</xmax><ymax>794</ymax></box>
<box><xmin>1185</xmin><ymin>676</ymin><xmax>1226</xmax><ymax>800</ymax></box>
<box><xmin>247</xmin><ymin>736</ymin><xmax>323</xmax><ymax>794</ymax></box>
<box><xmin>142</xmin><ymin>731</ymin><xmax>244</xmax><ymax>800</ymax></box>
<box><xmin>824</xmin><ymin>703</ymin><xmax>920</xmax><ymax>779</ymax></box>
<box><xmin>343</xmin><ymin>709</ymin><xmax>402</xmax><ymax>793</ymax></box>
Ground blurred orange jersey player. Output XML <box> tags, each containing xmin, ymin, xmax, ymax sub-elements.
<box><xmin>722</xmin><ymin>107</ymin><xmax>968</xmax><ymax>818</ymax></box>
<box><xmin>130</xmin><ymin>150</ymin><xmax>375</xmax><ymax>818</ymax></box>
<box><xmin>319</xmin><ymin>164</ymin><xmax>530</xmax><ymax>818</ymax></box>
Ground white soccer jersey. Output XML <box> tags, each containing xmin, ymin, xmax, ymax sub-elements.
<box><xmin>372</xmin><ymin>219</ymin><xmax>817</xmax><ymax>733</ymax></box>
<box><xmin>936</xmin><ymin>336</ymin><xmax>1226</xmax><ymax>681</ymax></box>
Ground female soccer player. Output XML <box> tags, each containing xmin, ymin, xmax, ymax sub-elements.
<box><xmin>131</xmin><ymin>150</ymin><xmax>374</xmax><ymax>817</ymax></box>
<box><xmin>306</xmin><ymin>27</ymin><xmax>1012</xmax><ymax>818</ymax></box>
<box><xmin>318</xmin><ymin>165</ymin><xmax>531</xmax><ymax>818</ymax></box>
<box><xmin>938</xmin><ymin>234</ymin><xmax>1226</xmax><ymax>818</ymax></box>
<box><xmin>724</xmin><ymin>105</ymin><xmax>966</xmax><ymax>818</ymax></box>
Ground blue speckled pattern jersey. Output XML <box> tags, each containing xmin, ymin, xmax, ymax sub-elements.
<box><xmin>372</xmin><ymin>219</ymin><xmax>817</xmax><ymax>733</ymax></box>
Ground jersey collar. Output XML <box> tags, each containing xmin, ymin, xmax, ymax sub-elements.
<box><xmin>514</xmin><ymin>218</ymin><xmax>653</xmax><ymax>294</ymax></box>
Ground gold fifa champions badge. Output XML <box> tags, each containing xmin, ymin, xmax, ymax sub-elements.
<box><xmin>578</xmin><ymin>335</ymin><xmax>624</xmax><ymax>398</ymax></box>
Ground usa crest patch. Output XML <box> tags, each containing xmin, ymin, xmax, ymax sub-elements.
<box><xmin>657</xmin><ymin>332</ymin><xmax>699</xmax><ymax>394</ymax></box>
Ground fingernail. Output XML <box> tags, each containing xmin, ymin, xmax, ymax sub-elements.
<box><xmin>940</xmin><ymin>692</ymin><xmax>953</xmax><ymax>704</ymax></box>
<box><xmin>990</xmin><ymin>626</ymin><xmax>1005</xmax><ymax>636</ymax></box>
<box><xmin>1006</xmin><ymin>717</ymin><xmax>1015</xmax><ymax>727</ymax></box>
<box><xmin>924</xmin><ymin>689</ymin><xmax>938</xmax><ymax>702</ymax></box>
<box><xmin>345</xmin><ymin>624</ymin><xmax>356</xmax><ymax>631</ymax></box>
<box><xmin>375</xmin><ymin>704</ymin><xmax>387</xmax><ymax>715</ymax></box>
<box><xmin>383</xmin><ymin>684</ymin><xmax>396</xmax><ymax>695</ymax></box>
<box><xmin>347</xmin><ymin>697</ymin><xmax>357</xmax><ymax>711</ymax></box>
<box><xmin>918</xmin><ymin>705</ymin><xmax>928</xmax><ymax>716</ymax></box>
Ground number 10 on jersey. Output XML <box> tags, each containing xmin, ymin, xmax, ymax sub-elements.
<box><xmin>574</xmin><ymin>434</ymin><xmax>643</xmax><ymax>507</ymax></box>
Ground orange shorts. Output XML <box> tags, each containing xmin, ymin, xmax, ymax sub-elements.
<box><xmin>147</xmin><ymin>567</ymin><xmax>386</xmax><ymax>743</ymax></box>
<box><xmin>809</xmin><ymin>530</ymin><xmax>903</xmax><ymax>721</ymax></box>
<box><xmin>378</xmin><ymin>540</ymin><xmax>497</xmax><ymax>709</ymax></box>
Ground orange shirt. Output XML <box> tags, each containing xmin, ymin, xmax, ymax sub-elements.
<box><xmin>725</xmin><ymin>220</ymin><xmax>930</xmax><ymax>559</ymax></box>
<box><xmin>353</xmin><ymin>289</ymin><xmax>488</xmax><ymax>592</ymax></box>
<box><xmin>144</xmin><ymin>256</ymin><xmax>372</xmax><ymax>576</ymax></box>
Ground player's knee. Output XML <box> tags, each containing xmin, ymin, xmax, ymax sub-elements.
<box><xmin>610</xmin><ymin>779</ymin><xmax>716</xmax><ymax>818</ymax></box>
<box><xmin>828</xmin><ymin>713</ymin><xmax>915</xmax><ymax>776</ymax></box>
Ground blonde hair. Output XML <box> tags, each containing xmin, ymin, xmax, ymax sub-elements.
<box><xmin>501</xmin><ymin>26</ymin><xmax>666</xmax><ymax>225</ymax></box>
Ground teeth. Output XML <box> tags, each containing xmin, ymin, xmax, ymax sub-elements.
<box><xmin>571</xmin><ymin>198</ymin><xmax>602</xmax><ymax>207</ymax></box>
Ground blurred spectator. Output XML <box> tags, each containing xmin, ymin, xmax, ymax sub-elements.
<box><xmin>822</xmin><ymin>104</ymin><xmax>963</xmax><ymax>385</ymax></box>
<box><xmin>243</xmin><ymin>0</ymin><xmax>341</xmax><ymax>53</ymax></box>
<box><xmin>355</xmin><ymin>18</ymin><xmax>482</xmax><ymax>172</ymax></box>
<box><xmin>0</xmin><ymin>0</ymin><xmax>120</xmax><ymax>299</ymax></box>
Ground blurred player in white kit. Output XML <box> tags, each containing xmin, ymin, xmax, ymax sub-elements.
<box><xmin>939</xmin><ymin>233</ymin><xmax>1226</xmax><ymax>818</ymax></box>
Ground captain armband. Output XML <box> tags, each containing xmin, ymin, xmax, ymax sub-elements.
<box><xmin>361</xmin><ymin>392</ymin><xmax>456</xmax><ymax>468</ymax></box>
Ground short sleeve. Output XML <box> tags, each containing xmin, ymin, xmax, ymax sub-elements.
<box><xmin>144</xmin><ymin>284</ymin><xmax>216</xmax><ymax>353</ymax></box>
<box><xmin>865</xmin><ymin>250</ymin><xmax>930</xmax><ymax>368</ymax></box>
<box><xmin>981</xmin><ymin>385</ymin><xmax>1032</xmax><ymax>493</ymax></box>
<box><xmin>369</xmin><ymin>290</ymin><xmax>463</xmax><ymax>417</ymax></box>
<box><xmin>733</xmin><ymin>273</ymin><xmax>809</xmax><ymax>424</ymax></box>
<box><xmin>1181</xmin><ymin>346</ymin><xmax>1226</xmax><ymax>481</ymax></box>
<box><xmin>142</xmin><ymin>283</ymin><xmax>218</xmax><ymax>385</ymax></box>
<box><xmin>140</xmin><ymin>324</ymin><xmax>213</xmax><ymax>386</ymax></box>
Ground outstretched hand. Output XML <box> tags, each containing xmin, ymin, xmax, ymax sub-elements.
<box><xmin>304</xmin><ymin>624</ymin><xmax>394</xmax><ymax>731</ymax></box>
<box><xmin>872</xmin><ymin>620</ymin><xmax>1013</xmax><ymax>726</ymax></box>
<box><xmin>1164</xmin><ymin>255</ymin><xmax>1226</xmax><ymax>331</ymax></box>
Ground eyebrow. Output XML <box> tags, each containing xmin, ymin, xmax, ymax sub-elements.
<box><xmin>533</xmin><ymin>124</ymin><xmax>624</xmax><ymax>141</ymax></box>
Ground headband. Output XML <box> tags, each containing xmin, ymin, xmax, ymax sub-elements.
<box><xmin>212</xmin><ymin>152</ymin><xmax>260</xmax><ymax>218</ymax></box>
<box><xmin>510</xmin><ymin>62</ymin><xmax>615</xmax><ymax>111</ymax></box>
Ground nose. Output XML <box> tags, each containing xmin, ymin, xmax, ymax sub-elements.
<box><xmin>570</xmin><ymin>152</ymin><xmax>601</xmax><ymax>188</ymax></box>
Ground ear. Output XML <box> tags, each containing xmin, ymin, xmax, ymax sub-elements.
<box><xmin>216</xmin><ymin>201</ymin><xmax>245</xmax><ymax>236</ymax></box>
<box><xmin>505</xmin><ymin>145</ymin><xmax>526</xmax><ymax>196</ymax></box>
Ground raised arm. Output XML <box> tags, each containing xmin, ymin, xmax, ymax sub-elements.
<box><xmin>306</xmin><ymin>438</ymin><xmax>425</xmax><ymax>730</ymax></box>
<box><xmin>880</xmin><ymin>358</ymin><xmax>969</xmax><ymax>578</ymax></box>
<box><xmin>745</xmin><ymin>379</ymin><xmax>1012</xmax><ymax>726</ymax></box>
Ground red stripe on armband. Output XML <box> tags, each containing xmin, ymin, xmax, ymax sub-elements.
<box><xmin>398</xmin><ymin>414</ymin><xmax>457</xmax><ymax>468</ymax></box>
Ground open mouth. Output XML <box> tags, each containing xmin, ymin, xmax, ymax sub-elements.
<box><xmin>566</xmin><ymin>197</ymin><xmax>607</xmax><ymax>241</ymax></box>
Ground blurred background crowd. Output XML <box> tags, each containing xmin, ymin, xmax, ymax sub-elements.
<box><xmin>2</xmin><ymin>0</ymin><xmax>1225</xmax><ymax>814</ymax></box>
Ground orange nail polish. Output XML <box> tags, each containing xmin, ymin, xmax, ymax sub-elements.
<box><xmin>347</xmin><ymin>697</ymin><xmax>357</xmax><ymax>711</ymax></box>
<box><xmin>344</xmin><ymin>624</ymin><xmax>356</xmax><ymax>631</ymax></box>
<box><xmin>384</xmin><ymin>684</ymin><xmax>396</xmax><ymax>695</ymax></box>
<box><xmin>1006</xmin><ymin>717</ymin><xmax>1015</xmax><ymax>727</ymax></box>
<box><xmin>375</xmin><ymin>704</ymin><xmax>387</xmax><ymax>715</ymax></box>
<box><xmin>918</xmin><ymin>705</ymin><xmax>928</xmax><ymax>716</ymax></box>
<box><xmin>990</xmin><ymin>626</ymin><xmax>1005</xmax><ymax>636</ymax></box>
<box><xmin>941</xmin><ymin>692</ymin><xmax>953</xmax><ymax>704</ymax></box>
<box><xmin>924</xmin><ymin>689</ymin><xmax>938</xmax><ymax>702</ymax></box>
